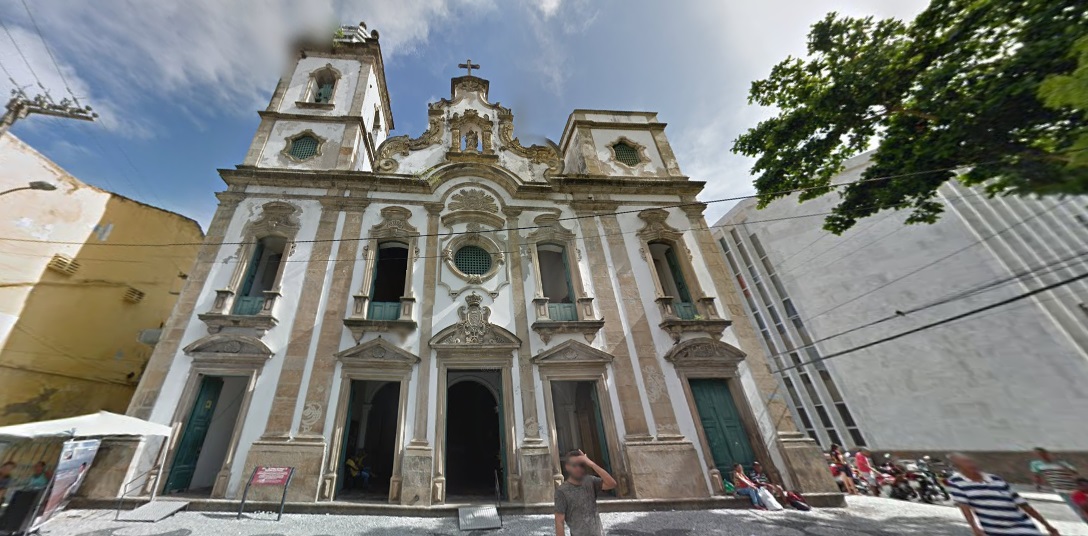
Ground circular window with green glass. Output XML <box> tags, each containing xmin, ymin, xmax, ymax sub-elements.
<box><xmin>453</xmin><ymin>245</ymin><xmax>492</xmax><ymax>275</ymax></box>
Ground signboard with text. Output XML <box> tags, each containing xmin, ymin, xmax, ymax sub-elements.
<box><xmin>238</xmin><ymin>466</ymin><xmax>294</xmax><ymax>521</ymax></box>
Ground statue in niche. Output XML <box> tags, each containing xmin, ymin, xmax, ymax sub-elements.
<box><xmin>464</xmin><ymin>130</ymin><xmax>479</xmax><ymax>152</ymax></box>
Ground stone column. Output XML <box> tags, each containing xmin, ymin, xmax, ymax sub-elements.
<box><xmin>681</xmin><ymin>203</ymin><xmax>840</xmax><ymax>499</ymax></box>
<box><xmin>128</xmin><ymin>191</ymin><xmax>242</xmax><ymax>419</ymax></box>
<box><xmin>242</xmin><ymin>192</ymin><xmax>343</xmax><ymax>502</ymax></box>
<box><xmin>400</xmin><ymin>202</ymin><xmax>443</xmax><ymax>506</ymax></box>
<box><xmin>596</xmin><ymin>211</ymin><xmax>707</xmax><ymax>499</ymax></box>
<box><xmin>295</xmin><ymin>201</ymin><xmax>365</xmax><ymax>500</ymax></box>
<box><xmin>503</xmin><ymin>207</ymin><xmax>552</xmax><ymax>503</ymax></box>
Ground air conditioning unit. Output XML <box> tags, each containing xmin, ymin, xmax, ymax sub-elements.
<box><xmin>46</xmin><ymin>254</ymin><xmax>80</xmax><ymax>276</ymax></box>
<box><xmin>123</xmin><ymin>287</ymin><xmax>146</xmax><ymax>304</ymax></box>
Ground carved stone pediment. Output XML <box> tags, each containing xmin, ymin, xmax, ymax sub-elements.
<box><xmin>497</xmin><ymin>109</ymin><xmax>562</xmax><ymax>177</ymax></box>
<box><xmin>664</xmin><ymin>338</ymin><xmax>746</xmax><ymax>369</ymax></box>
<box><xmin>531</xmin><ymin>339</ymin><xmax>613</xmax><ymax>365</ymax></box>
<box><xmin>184</xmin><ymin>334</ymin><xmax>273</xmax><ymax>360</ymax></box>
<box><xmin>636</xmin><ymin>208</ymin><xmax>684</xmax><ymax>242</ymax></box>
<box><xmin>430</xmin><ymin>292</ymin><xmax>519</xmax><ymax>349</ymax></box>
<box><xmin>336</xmin><ymin>338</ymin><xmax>420</xmax><ymax>368</ymax></box>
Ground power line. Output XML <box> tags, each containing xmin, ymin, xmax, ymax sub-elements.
<box><xmin>0</xmin><ymin>16</ymin><xmax>43</xmax><ymax>90</ymax></box>
<box><xmin>19</xmin><ymin>0</ymin><xmax>76</xmax><ymax>103</ymax></box>
<box><xmin>774</xmin><ymin>269</ymin><xmax>1088</xmax><ymax>374</ymax></box>
<box><xmin>0</xmin><ymin>163</ymin><xmax>1022</xmax><ymax>250</ymax></box>
<box><xmin>802</xmin><ymin>199</ymin><xmax>1073</xmax><ymax>323</ymax></box>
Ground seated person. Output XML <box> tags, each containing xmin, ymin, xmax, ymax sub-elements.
<box><xmin>732</xmin><ymin>464</ymin><xmax>766</xmax><ymax>510</ymax></box>
<box><xmin>749</xmin><ymin>461</ymin><xmax>786</xmax><ymax>498</ymax></box>
<box><xmin>345</xmin><ymin>451</ymin><xmax>370</xmax><ymax>490</ymax></box>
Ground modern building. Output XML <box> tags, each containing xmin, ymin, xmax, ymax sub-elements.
<box><xmin>712</xmin><ymin>153</ymin><xmax>1088</xmax><ymax>479</ymax></box>
<box><xmin>109</xmin><ymin>22</ymin><xmax>837</xmax><ymax>507</ymax></box>
<box><xmin>0</xmin><ymin>132</ymin><xmax>203</xmax><ymax>425</ymax></box>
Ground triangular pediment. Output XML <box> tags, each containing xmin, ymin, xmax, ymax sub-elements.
<box><xmin>430</xmin><ymin>323</ymin><xmax>520</xmax><ymax>348</ymax></box>
<box><xmin>531</xmin><ymin>340</ymin><xmax>613</xmax><ymax>365</ymax></box>
<box><xmin>336</xmin><ymin>338</ymin><xmax>420</xmax><ymax>365</ymax></box>
<box><xmin>664</xmin><ymin>338</ymin><xmax>746</xmax><ymax>367</ymax></box>
<box><xmin>183</xmin><ymin>334</ymin><xmax>273</xmax><ymax>358</ymax></box>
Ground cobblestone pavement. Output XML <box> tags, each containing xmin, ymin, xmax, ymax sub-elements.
<box><xmin>41</xmin><ymin>496</ymin><xmax>1088</xmax><ymax>536</ymax></box>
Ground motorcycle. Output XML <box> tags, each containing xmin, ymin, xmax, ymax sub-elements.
<box><xmin>881</xmin><ymin>461</ymin><xmax>916</xmax><ymax>501</ymax></box>
<box><xmin>914</xmin><ymin>458</ymin><xmax>951</xmax><ymax>503</ymax></box>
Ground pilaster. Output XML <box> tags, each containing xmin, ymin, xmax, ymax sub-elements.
<box><xmin>502</xmin><ymin>206</ymin><xmax>552</xmax><ymax>503</ymax></box>
<box><xmin>128</xmin><ymin>191</ymin><xmax>242</xmax><ymax>419</ymax></box>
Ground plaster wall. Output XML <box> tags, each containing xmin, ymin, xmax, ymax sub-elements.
<box><xmin>0</xmin><ymin>133</ymin><xmax>202</xmax><ymax>425</ymax></box>
<box><xmin>713</xmin><ymin>156</ymin><xmax>1088</xmax><ymax>452</ymax></box>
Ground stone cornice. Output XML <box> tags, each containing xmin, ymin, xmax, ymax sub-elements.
<box><xmin>258</xmin><ymin>110</ymin><xmax>367</xmax><ymax>125</ymax></box>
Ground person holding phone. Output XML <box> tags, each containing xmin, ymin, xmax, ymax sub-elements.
<box><xmin>555</xmin><ymin>449</ymin><xmax>617</xmax><ymax>536</ymax></box>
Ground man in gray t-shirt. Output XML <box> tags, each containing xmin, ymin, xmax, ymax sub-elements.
<box><xmin>555</xmin><ymin>450</ymin><xmax>617</xmax><ymax>536</ymax></box>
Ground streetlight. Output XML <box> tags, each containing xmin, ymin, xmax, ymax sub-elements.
<box><xmin>0</xmin><ymin>181</ymin><xmax>57</xmax><ymax>196</ymax></box>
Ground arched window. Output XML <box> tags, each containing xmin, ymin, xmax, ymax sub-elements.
<box><xmin>233</xmin><ymin>236</ymin><xmax>286</xmax><ymax>315</ymax></box>
<box><xmin>536</xmin><ymin>243</ymin><xmax>576</xmax><ymax>321</ymax></box>
<box><xmin>310</xmin><ymin>67</ymin><xmax>338</xmax><ymax>104</ymax></box>
<box><xmin>369</xmin><ymin>241</ymin><xmax>409</xmax><ymax>320</ymax></box>
<box><xmin>648</xmin><ymin>240</ymin><xmax>695</xmax><ymax>319</ymax></box>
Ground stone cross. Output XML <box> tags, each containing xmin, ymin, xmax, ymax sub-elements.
<box><xmin>458</xmin><ymin>59</ymin><xmax>480</xmax><ymax>77</ymax></box>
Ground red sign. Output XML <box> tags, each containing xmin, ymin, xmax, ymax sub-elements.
<box><xmin>251</xmin><ymin>466</ymin><xmax>292</xmax><ymax>486</ymax></box>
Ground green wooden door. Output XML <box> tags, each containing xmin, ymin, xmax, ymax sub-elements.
<box><xmin>496</xmin><ymin>381</ymin><xmax>509</xmax><ymax>500</ymax></box>
<box><xmin>589</xmin><ymin>387</ymin><xmax>612</xmax><ymax>474</ymax></box>
<box><xmin>165</xmin><ymin>376</ymin><xmax>223</xmax><ymax>492</ymax></box>
<box><xmin>689</xmin><ymin>379</ymin><xmax>755</xmax><ymax>473</ymax></box>
<box><xmin>664</xmin><ymin>247</ymin><xmax>692</xmax><ymax>303</ymax></box>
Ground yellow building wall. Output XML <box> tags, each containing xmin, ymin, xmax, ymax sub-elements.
<box><xmin>0</xmin><ymin>133</ymin><xmax>203</xmax><ymax>424</ymax></box>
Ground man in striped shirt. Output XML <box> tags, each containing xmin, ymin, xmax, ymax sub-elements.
<box><xmin>946</xmin><ymin>453</ymin><xmax>1060</xmax><ymax>536</ymax></box>
<box><xmin>1030</xmin><ymin>447</ymin><xmax>1086</xmax><ymax>523</ymax></box>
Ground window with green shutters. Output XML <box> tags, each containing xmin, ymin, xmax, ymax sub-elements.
<box><xmin>612</xmin><ymin>141</ymin><xmax>641</xmax><ymax>166</ymax></box>
<box><xmin>288</xmin><ymin>135</ymin><xmax>319</xmax><ymax>160</ymax></box>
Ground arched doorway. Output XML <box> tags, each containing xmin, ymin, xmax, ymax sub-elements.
<box><xmin>445</xmin><ymin>378</ymin><xmax>503</xmax><ymax>498</ymax></box>
<box><xmin>337</xmin><ymin>380</ymin><xmax>400</xmax><ymax>500</ymax></box>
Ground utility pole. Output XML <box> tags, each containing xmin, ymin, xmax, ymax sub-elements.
<box><xmin>0</xmin><ymin>89</ymin><xmax>97</xmax><ymax>135</ymax></box>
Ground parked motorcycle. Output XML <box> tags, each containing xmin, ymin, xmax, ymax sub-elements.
<box><xmin>914</xmin><ymin>457</ymin><xmax>951</xmax><ymax>503</ymax></box>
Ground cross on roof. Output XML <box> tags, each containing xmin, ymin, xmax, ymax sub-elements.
<box><xmin>458</xmin><ymin>59</ymin><xmax>480</xmax><ymax>77</ymax></box>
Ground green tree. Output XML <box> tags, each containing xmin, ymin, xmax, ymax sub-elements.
<box><xmin>732</xmin><ymin>0</ymin><xmax>1087</xmax><ymax>234</ymax></box>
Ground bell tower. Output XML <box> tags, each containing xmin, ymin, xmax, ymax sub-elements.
<box><xmin>241</xmin><ymin>22</ymin><xmax>393</xmax><ymax>172</ymax></box>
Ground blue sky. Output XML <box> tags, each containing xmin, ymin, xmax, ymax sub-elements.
<box><xmin>0</xmin><ymin>0</ymin><xmax>926</xmax><ymax>229</ymax></box>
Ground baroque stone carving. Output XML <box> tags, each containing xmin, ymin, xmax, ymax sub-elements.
<box><xmin>464</xmin><ymin>130</ymin><xmax>479</xmax><ymax>152</ymax></box>
<box><xmin>636</xmin><ymin>208</ymin><xmax>685</xmax><ymax>243</ymax></box>
<box><xmin>663</xmin><ymin>338</ymin><xmax>746</xmax><ymax>368</ymax></box>
<box><xmin>299</xmin><ymin>402</ymin><xmax>322</xmax><ymax>434</ymax></box>
<box><xmin>497</xmin><ymin>110</ymin><xmax>562</xmax><ymax>176</ymax></box>
<box><xmin>375</xmin><ymin>111</ymin><xmax>443</xmax><ymax>172</ymax></box>
<box><xmin>336</xmin><ymin>338</ymin><xmax>421</xmax><ymax>367</ymax></box>
<box><xmin>531</xmin><ymin>339</ymin><xmax>614</xmax><ymax>365</ymax></box>
<box><xmin>370</xmin><ymin>206</ymin><xmax>419</xmax><ymax>239</ymax></box>
<box><xmin>248</xmin><ymin>201</ymin><xmax>301</xmax><ymax>239</ymax></box>
<box><xmin>448</xmin><ymin>189</ymin><xmax>498</xmax><ymax>213</ymax></box>
<box><xmin>430</xmin><ymin>292</ymin><xmax>519</xmax><ymax>347</ymax></box>
<box><xmin>183</xmin><ymin>334</ymin><xmax>273</xmax><ymax>358</ymax></box>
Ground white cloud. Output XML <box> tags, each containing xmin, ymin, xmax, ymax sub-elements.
<box><xmin>0</xmin><ymin>0</ymin><xmax>479</xmax><ymax>137</ymax></box>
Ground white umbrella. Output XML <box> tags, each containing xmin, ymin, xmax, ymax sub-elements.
<box><xmin>0</xmin><ymin>411</ymin><xmax>171</xmax><ymax>441</ymax></box>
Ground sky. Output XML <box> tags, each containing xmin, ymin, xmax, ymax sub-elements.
<box><xmin>0</xmin><ymin>0</ymin><xmax>928</xmax><ymax>230</ymax></box>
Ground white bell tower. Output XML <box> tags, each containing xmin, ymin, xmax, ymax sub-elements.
<box><xmin>241</xmin><ymin>22</ymin><xmax>393</xmax><ymax>172</ymax></box>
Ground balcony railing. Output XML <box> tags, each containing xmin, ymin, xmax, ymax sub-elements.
<box><xmin>547</xmin><ymin>302</ymin><xmax>578</xmax><ymax>321</ymax></box>
<box><xmin>232</xmin><ymin>295</ymin><xmax>264</xmax><ymax>316</ymax></box>
<box><xmin>675</xmin><ymin>301</ymin><xmax>697</xmax><ymax>320</ymax></box>
<box><xmin>368</xmin><ymin>301</ymin><xmax>402</xmax><ymax>321</ymax></box>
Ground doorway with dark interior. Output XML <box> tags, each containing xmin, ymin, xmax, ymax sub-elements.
<box><xmin>164</xmin><ymin>375</ymin><xmax>247</xmax><ymax>496</ymax></box>
<box><xmin>445</xmin><ymin>371</ymin><xmax>505</xmax><ymax>500</ymax></box>
<box><xmin>337</xmin><ymin>380</ymin><xmax>400</xmax><ymax>501</ymax></box>
<box><xmin>550</xmin><ymin>381</ymin><xmax>612</xmax><ymax>476</ymax></box>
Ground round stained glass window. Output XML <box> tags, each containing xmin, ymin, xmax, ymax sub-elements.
<box><xmin>454</xmin><ymin>245</ymin><xmax>492</xmax><ymax>275</ymax></box>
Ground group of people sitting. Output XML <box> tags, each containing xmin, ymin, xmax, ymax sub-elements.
<box><xmin>729</xmin><ymin>461</ymin><xmax>808</xmax><ymax>511</ymax></box>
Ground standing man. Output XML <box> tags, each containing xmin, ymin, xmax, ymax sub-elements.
<box><xmin>555</xmin><ymin>449</ymin><xmax>617</xmax><ymax>536</ymax></box>
<box><xmin>1030</xmin><ymin>447</ymin><xmax>1085</xmax><ymax>523</ymax></box>
<box><xmin>855</xmin><ymin>448</ymin><xmax>878</xmax><ymax>496</ymax></box>
<box><xmin>946</xmin><ymin>453</ymin><xmax>1060</xmax><ymax>536</ymax></box>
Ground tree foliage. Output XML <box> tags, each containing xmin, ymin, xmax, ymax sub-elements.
<box><xmin>732</xmin><ymin>0</ymin><xmax>1088</xmax><ymax>234</ymax></box>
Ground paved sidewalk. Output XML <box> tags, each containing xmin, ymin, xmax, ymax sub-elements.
<box><xmin>39</xmin><ymin>496</ymin><xmax>1088</xmax><ymax>536</ymax></box>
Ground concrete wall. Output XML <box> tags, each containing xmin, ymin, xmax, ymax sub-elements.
<box><xmin>713</xmin><ymin>154</ymin><xmax>1088</xmax><ymax>453</ymax></box>
<box><xmin>0</xmin><ymin>133</ymin><xmax>203</xmax><ymax>425</ymax></box>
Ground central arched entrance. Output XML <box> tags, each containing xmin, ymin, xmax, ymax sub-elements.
<box><xmin>445</xmin><ymin>375</ymin><xmax>503</xmax><ymax>499</ymax></box>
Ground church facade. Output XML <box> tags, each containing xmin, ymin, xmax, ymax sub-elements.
<box><xmin>120</xmin><ymin>23</ymin><xmax>835</xmax><ymax>506</ymax></box>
